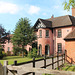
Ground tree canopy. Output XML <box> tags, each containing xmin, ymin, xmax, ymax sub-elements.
<box><xmin>63</xmin><ymin>0</ymin><xmax>75</xmax><ymax>11</ymax></box>
<box><xmin>0</xmin><ymin>24</ymin><xmax>10</xmax><ymax>44</ymax></box>
<box><xmin>12</xmin><ymin>17</ymin><xmax>36</xmax><ymax>57</ymax></box>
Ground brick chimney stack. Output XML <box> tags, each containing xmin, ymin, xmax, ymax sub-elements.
<box><xmin>72</xmin><ymin>8</ymin><xmax>75</xmax><ymax>17</ymax></box>
<box><xmin>51</xmin><ymin>15</ymin><xmax>54</xmax><ymax>18</ymax></box>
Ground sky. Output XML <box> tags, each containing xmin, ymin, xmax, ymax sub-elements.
<box><xmin>0</xmin><ymin>0</ymin><xmax>71</xmax><ymax>33</ymax></box>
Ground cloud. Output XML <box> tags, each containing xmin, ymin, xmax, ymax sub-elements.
<box><xmin>28</xmin><ymin>5</ymin><xmax>40</xmax><ymax>14</ymax></box>
<box><xmin>42</xmin><ymin>13</ymin><xmax>47</xmax><ymax>16</ymax></box>
<box><xmin>0</xmin><ymin>1</ymin><xmax>20</xmax><ymax>14</ymax></box>
<box><xmin>53</xmin><ymin>5</ymin><xmax>60</xmax><ymax>9</ymax></box>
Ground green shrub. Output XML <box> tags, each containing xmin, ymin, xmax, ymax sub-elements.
<box><xmin>2</xmin><ymin>51</ymin><xmax>6</xmax><ymax>57</ymax></box>
<box><xmin>0</xmin><ymin>48</ymin><xmax>4</xmax><ymax>59</ymax></box>
<box><xmin>28</xmin><ymin>48</ymin><xmax>38</xmax><ymax>58</ymax></box>
<box><xmin>0</xmin><ymin>51</ymin><xmax>3</xmax><ymax>59</ymax></box>
<box><xmin>12</xmin><ymin>47</ymin><xmax>21</xmax><ymax>55</ymax></box>
<box><xmin>23</xmin><ymin>49</ymin><xmax>28</xmax><ymax>57</ymax></box>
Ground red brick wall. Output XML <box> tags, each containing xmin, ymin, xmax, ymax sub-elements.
<box><xmin>37</xmin><ymin>28</ymin><xmax>53</xmax><ymax>55</ymax></box>
<box><xmin>65</xmin><ymin>40</ymin><xmax>75</xmax><ymax>64</ymax></box>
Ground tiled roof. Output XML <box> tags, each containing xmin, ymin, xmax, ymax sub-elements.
<box><xmin>40</xmin><ymin>19</ymin><xmax>52</xmax><ymax>28</ymax></box>
<box><xmin>64</xmin><ymin>29</ymin><xmax>75</xmax><ymax>40</ymax></box>
<box><xmin>46</xmin><ymin>15</ymin><xmax>75</xmax><ymax>28</ymax></box>
<box><xmin>34</xmin><ymin>15</ymin><xmax>75</xmax><ymax>29</ymax></box>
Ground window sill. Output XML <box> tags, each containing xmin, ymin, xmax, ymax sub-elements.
<box><xmin>39</xmin><ymin>37</ymin><xmax>42</xmax><ymax>38</ymax></box>
<box><xmin>57</xmin><ymin>37</ymin><xmax>62</xmax><ymax>38</ymax></box>
<box><xmin>45</xmin><ymin>36</ymin><xmax>49</xmax><ymax>38</ymax></box>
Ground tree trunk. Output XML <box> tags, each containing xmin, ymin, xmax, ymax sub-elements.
<box><xmin>22</xmin><ymin>45</ymin><xmax>24</xmax><ymax>58</ymax></box>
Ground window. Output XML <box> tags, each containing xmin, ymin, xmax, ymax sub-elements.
<box><xmin>8</xmin><ymin>47</ymin><xmax>10</xmax><ymax>51</ymax></box>
<box><xmin>46</xmin><ymin>30</ymin><xmax>49</xmax><ymax>37</ymax></box>
<box><xmin>39</xmin><ymin>30</ymin><xmax>42</xmax><ymax>38</ymax></box>
<box><xmin>57</xmin><ymin>29</ymin><xmax>62</xmax><ymax>38</ymax></box>
<box><xmin>57</xmin><ymin>43</ymin><xmax>62</xmax><ymax>53</ymax></box>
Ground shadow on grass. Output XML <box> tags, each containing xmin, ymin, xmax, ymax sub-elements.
<box><xmin>65</xmin><ymin>65</ymin><xmax>72</xmax><ymax>71</ymax></box>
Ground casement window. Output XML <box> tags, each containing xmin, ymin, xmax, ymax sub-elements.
<box><xmin>46</xmin><ymin>30</ymin><xmax>49</xmax><ymax>38</ymax></box>
<box><xmin>39</xmin><ymin>30</ymin><xmax>42</xmax><ymax>38</ymax></box>
<box><xmin>8</xmin><ymin>47</ymin><xmax>10</xmax><ymax>51</ymax></box>
<box><xmin>57</xmin><ymin>29</ymin><xmax>62</xmax><ymax>38</ymax></box>
<box><xmin>57</xmin><ymin>43</ymin><xmax>62</xmax><ymax>53</ymax></box>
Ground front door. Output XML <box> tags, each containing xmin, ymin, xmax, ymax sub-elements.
<box><xmin>45</xmin><ymin>45</ymin><xmax>50</xmax><ymax>55</ymax></box>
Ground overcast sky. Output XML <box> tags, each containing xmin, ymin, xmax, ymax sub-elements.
<box><xmin>0</xmin><ymin>0</ymin><xmax>71</xmax><ymax>33</ymax></box>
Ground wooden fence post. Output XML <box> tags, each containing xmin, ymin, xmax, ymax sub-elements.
<box><xmin>14</xmin><ymin>60</ymin><xmax>17</xmax><ymax>66</ymax></box>
<box><xmin>44</xmin><ymin>55</ymin><xmax>46</xmax><ymax>68</ymax></box>
<box><xmin>64</xmin><ymin>50</ymin><xmax>67</xmax><ymax>64</ymax></box>
<box><xmin>33</xmin><ymin>57</ymin><xmax>35</xmax><ymax>75</ymax></box>
<box><xmin>4</xmin><ymin>61</ymin><xmax>8</xmax><ymax>75</ymax></box>
<box><xmin>52</xmin><ymin>55</ymin><xmax>54</xmax><ymax>69</ymax></box>
<box><xmin>57</xmin><ymin>52</ymin><xmax>59</xmax><ymax>70</ymax></box>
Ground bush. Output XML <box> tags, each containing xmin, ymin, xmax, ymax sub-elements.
<box><xmin>28</xmin><ymin>48</ymin><xmax>38</xmax><ymax>58</ymax></box>
<box><xmin>0</xmin><ymin>48</ymin><xmax>4</xmax><ymax>59</ymax></box>
<box><xmin>12</xmin><ymin>47</ymin><xmax>21</xmax><ymax>55</ymax></box>
<box><xmin>0</xmin><ymin>51</ymin><xmax>3</xmax><ymax>59</ymax></box>
<box><xmin>7</xmin><ymin>51</ymin><xmax>11</xmax><ymax>56</ymax></box>
<box><xmin>2</xmin><ymin>51</ymin><xmax>6</xmax><ymax>57</ymax></box>
<box><xmin>23</xmin><ymin>49</ymin><xmax>28</xmax><ymax>57</ymax></box>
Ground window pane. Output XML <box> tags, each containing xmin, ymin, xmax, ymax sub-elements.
<box><xmin>39</xmin><ymin>30</ymin><xmax>42</xmax><ymax>38</ymax></box>
<box><xmin>8</xmin><ymin>47</ymin><xmax>10</xmax><ymax>51</ymax></box>
<box><xmin>46</xmin><ymin>30</ymin><xmax>49</xmax><ymax>37</ymax></box>
<box><xmin>58</xmin><ymin>43</ymin><xmax>62</xmax><ymax>53</ymax></box>
<box><xmin>58</xmin><ymin>30</ymin><xmax>62</xmax><ymax>37</ymax></box>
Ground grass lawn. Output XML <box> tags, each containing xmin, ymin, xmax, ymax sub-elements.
<box><xmin>0</xmin><ymin>56</ymin><xmax>42</xmax><ymax>65</ymax></box>
<box><xmin>62</xmin><ymin>63</ymin><xmax>75</xmax><ymax>71</ymax></box>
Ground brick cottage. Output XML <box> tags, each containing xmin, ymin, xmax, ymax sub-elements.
<box><xmin>64</xmin><ymin>29</ymin><xmax>75</xmax><ymax>63</ymax></box>
<box><xmin>4</xmin><ymin>8</ymin><xmax>75</xmax><ymax>57</ymax></box>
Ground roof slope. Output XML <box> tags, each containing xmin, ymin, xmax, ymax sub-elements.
<box><xmin>64</xmin><ymin>29</ymin><xmax>75</xmax><ymax>40</ymax></box>
<box><xmin>34</xmin><ymin>15</ymin><xmax>75</xmax><ymax>29</ymax></box>
<box><xmin>46</xmin><ymin>15</ymin><xmax>75</xmax><ymax>28</ymax></box>
<box><xmin>40</xmin><ymin>19</ymin><xmax>52</xmax><ymax>28</ymax></box>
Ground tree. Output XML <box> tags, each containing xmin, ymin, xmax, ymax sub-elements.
<box><xmin>0</xmin><ymin>25</ymin><xmax>9</xmax><ymax>59</ymax></box>
<box><xmin>12</xmin><ymin>17</ymin><xmax>36</xmax><ymax>58</ymax></box>
<box><xmin>0</xmin><ymin>25</ymin><xmax>10</xmax><ymax>43</ymax></box>
<box><xmin>63</xmin><ymin>0</ymin><xmax>75</xmax><ymax>11</ymax></box>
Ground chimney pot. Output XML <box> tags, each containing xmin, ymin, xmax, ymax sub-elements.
<box><xmin>51</xmin><ymin>15</ymin><xmax>54</xmax><ymax>18</ymax></box>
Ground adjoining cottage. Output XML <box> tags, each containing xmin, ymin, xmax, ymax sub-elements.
<box><xmin>64</xmin><ymin>29</ymin><xmax>75</xmax><ymax>64</ymax></box>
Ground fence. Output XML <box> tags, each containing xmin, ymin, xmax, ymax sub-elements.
<box><xmin>3</xmin><ymin>52</ymin><xmax>66</xmax><ymax>75</ymax></box>
<box><xmin>0</xmin><ymin>63</ymin><xmax>4</xmax><ymax>75</ymax></box>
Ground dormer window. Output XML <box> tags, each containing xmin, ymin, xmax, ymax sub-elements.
<box><xmin>57</xmin><ymin>29</ymin><xmax>62</xmax><ymax>38</ymax></box>
<box><xmin>39</xmin><ymin>30</ymin><xmax>42</xmax><ymax>38</ymax></box>
<box><xmin>46</xmin><ymin>30</ymin><xmax>49</xmax><ymax>38</ymax></box>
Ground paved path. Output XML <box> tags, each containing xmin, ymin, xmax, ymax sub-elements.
<box><xmin>8</xmin><ymin>56</ymin><xmax>63</xmax><ymax>75</ymax></box>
